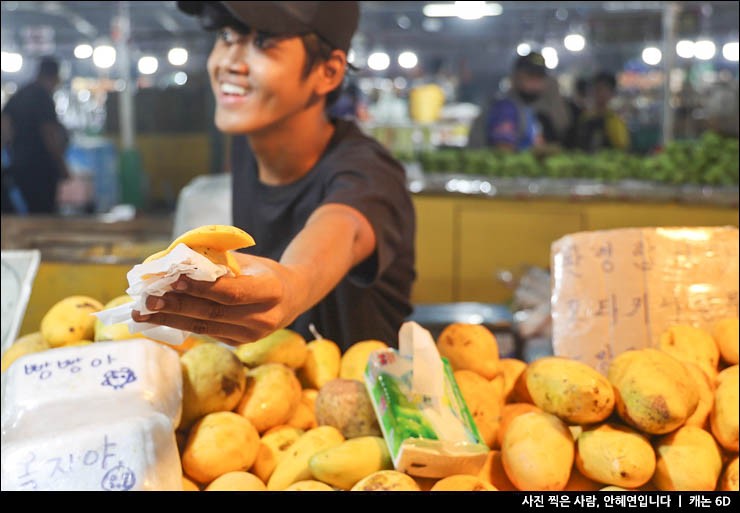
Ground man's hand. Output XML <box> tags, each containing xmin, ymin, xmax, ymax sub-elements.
<box><xmin>131</xmin><ymin>202</ymin><xmax>377</xmax><ymax>346</ymax></box>
<box><xmin>132</xmin><ymin>254</ymin><xmax>303</xmax><ymax>346</ymax></box>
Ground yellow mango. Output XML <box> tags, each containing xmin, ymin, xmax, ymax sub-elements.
<box><xmin>526</xmin><ymin>357</ymin><xmax>615</xmax><ymax>425</ymax></box>
<box><xmin>235</xmin><ymin>329</ymin><xmax>308</xmax><ymax>369</ymax></box>
<box><xmin>284</xmin><ymin>480</ymin><xmax>335</xmax><ymax>491</ymax></box>
<box><xmin>237</xmin><ymin>363</ymin><xmax>302</xmax><ymax>433</ymax></box>
<box><xmin>182</xmin><ymin>476</ymin><xmax>200</xmax><ymax>491</ymax></box>
<box><xmin>167</xmin><ymin>224</ymin><xmax>255</xmax><ymax>254</ymax></box>
<box><xmin>499</xmin><ymin>358</ymin><xmax>527</xmax><ymax>402</ymax></box>
<box><xmin>205</xmin><ymin>472</ymin><xmax>265</xmax><ymax>491</ymax></box>
<box><xmin>653</xmin><ymin>425</ymin><xmax>723</xmax><ymax>491</ymax></box>
<box><xmin>41</xmin><ymin>296</ymin><xmax>103</xmax><ymax>348</ymax></box>
<box><xmin>431</xmin><ymin>475</ymin><xmax>496</xmax><ymax>491</ymax></box>
<box><xmin>712</xmin><ymin>318</ymin><xmax>739</xmax><ymax>365</ymax></box>
<box><xmin>608</xmin><ymin>349</ymin><xmax>699</xmax><ymax>434</ymax></box>
<box><xmin>297</xmin><ymin>339</ymin><xmax>341</xmax><ymax>389</ymax></box>
<box><xmin>286</xmin><ymin>401</ymin><xmax>318</xmax><ymax>431</ymax></box>
<box><xmin>1</xmin><ymin>332</ymin><xmax>49</xmax><ymax>372</ymax></box>
<box><xmin>350</xmin><ymin>470</ymin><xmax>420</xmax><ymax>491</ymax></box>
<box><xmin>267</xmin><ymin>426</ymin><xmax>344</xmax><ymax>490</ymax></box>
<box><xmin>182</xmin><ymin>412</ymin><xmax>260</xmax><ymax>484</ymax></box>
<box><xmin>478</xmin><ymin>450</ymin><xmax>517</xmax><ymax>491</ymax></box>
<box><xmin>564</xmin><ymin>468</ymin><xmax>603</xmax><ymax>491</ymax></box>
<box><xmin>180</xmin><ymin>343</ymin><xmax>246</xmax><ymax>429</ymax></box>
<box><xmin>710</xmin><ymin>365</ymin><xmax>739</xmax><ymax>452</ymax></box>
<box><xmin>502</xmin><ymin>412</ymin><xmax>574</xmax><ymax>491</ymax></box>
<box><xmin>683</xmin><ymin>362</ymin><xmax>714</xmax><ymax>428</ymax></box>
<box><xmin>576</xmin><ymin>423</ymin><xmax>655</xmax><ymax>489</ymax></box>
<box><xmin>437</xmin><ymin>323</ymin><xmax>500</xmax><ymax>379</ymax></box>
<box><xmin>309</xmin><ymin>436</ymin><xmax>392</xmax><ymax>490</ymax></box>
<box><xmin>250</xmin><ymin>427</ymin><xmax>304</xmax><ymax>483</ymax></box>
<box><xmin>496</xmin><ymin>403</ymin><xmax>542</xmax><ymax>449</ymax></box>
<box><xmin>658</xmin><ymin>325</ymin><xmax>719</xmax><ymax>382</ymax></box>
<box><xmin>94</xmin><ymin>295</ymin><xmax>142</xmax><ymax>342</ymax></box>
<box><xmin>340</xmin><ymin>340</ymin><xmax>388</xmax><ymax>382</ymax></box>
<box><xmin>454</xmin><ymin>369</ymin><xmax>503</xmax><ymax>448</ymax></box>
<box><xmin>719</xmin><ymin>457</ymin><xmax>739</xmax><ymax>492</ymax></box>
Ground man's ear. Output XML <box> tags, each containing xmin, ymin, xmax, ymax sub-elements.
<box><xmin>315</xmin><ymin>49</ymin><xmax>347</xmax><ymax>96</ymax></box>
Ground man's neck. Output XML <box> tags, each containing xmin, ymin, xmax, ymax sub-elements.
<box><xmin>248</xmin><ymin>108</ymin><xmax>335</xmax><ymax>186</ymax></box>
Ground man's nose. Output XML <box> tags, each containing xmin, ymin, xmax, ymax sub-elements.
<box><xmin>220</xmin><ymin>43</ymin><xmax>250</xmax><ymax>74</ymax></box>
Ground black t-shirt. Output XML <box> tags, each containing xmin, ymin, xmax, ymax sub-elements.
<box><xmin>231</xmin><ymin>119</ymin><xmax>416</xmax><ymax>350</ymax></box>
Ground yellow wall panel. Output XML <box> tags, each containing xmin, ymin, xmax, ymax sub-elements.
<box><xmin>412</xmin><ymin>195</ymin><xmax>456</xmax><ymax>303</ymax></box>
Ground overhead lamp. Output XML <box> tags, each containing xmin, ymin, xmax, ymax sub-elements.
<box><xmin>168</xmin><ymin>47</ymin><xmax>188</xmax><ymax>66</ymax></box>
<box><xmin>92</xmin><ymin>45</ymin><xmax>116</xmax><ymax>69</ymax></box>
<box><xmin>174</xmin><ymin>71</ymin><xmax>188</xmax><ymax>85</ymax></box>
<box><xmin>642</xmin><ymin>46</ymin><xmax>662</xmax><ymax>66</ymax></box>
<box><xmin>398</xmin><ymin>51</ymin><xmax>418</xmax><ymax>69</ymax></box>
<box><xmin>423</xmin><ymin>2</ymin><xmax>502</xmax><ymax>20</ymax></box>
<box><xmin>563</xmin><ymin>34</ymin><xmax>586</xmax><ymax>52</ymax></box>
<box><xmin>542</xmin><ymin>46</ymin><xmax>558</xmax><ymax>69</ymax></box>
<box><xmin>367</xmin><ymin>52</ymin><xmax>390</xmax><ymax>71</ymax></box>
<box><xmin>676</xmin><ymin>40</ymin><xmax>694</xmax><ymax>59</ymax></box>
<box><xmin>694</xmin><ymin>40</ymin><xmax>716</xmax><ymax>60</ymax></box>
<box><xmin>722</xmin><ymin>42</ymin><xmax>739</xmax><ymax>62</ymax></box>
<box><xmin>1</xmin><ymin>51</ymin><xmax>23</xmax><ymax>73</ymax></box>
<box><xmin>516</xmin><ymin>43</ymin><xmax>531</xmax><ymax>56</ymax></box>
<box><xmin>74</xmin><ymin>43</ymin><xmax>93</xmax><ymax>59</ymax></box>
<box><xmin>138</xmin><ymin>56</ymin><xmax>159</xmax><ymax>75</ymax></box>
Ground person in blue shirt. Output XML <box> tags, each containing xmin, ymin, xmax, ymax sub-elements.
<box><xmin>485</xmin><ymin>52</ymin><xmax>548</xmax><ymax>152</ymax></box>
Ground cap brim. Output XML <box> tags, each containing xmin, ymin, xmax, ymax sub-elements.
<box><xmin>176</xmin><ymin>1</ymin><xmax>205</xmax><ymax>16</ymax></box>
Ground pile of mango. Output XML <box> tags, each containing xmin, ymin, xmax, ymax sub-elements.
<box><xmin>2</xmin><ymin>293</ymin><xmax>738</xmax><ymax>492</ymax></box>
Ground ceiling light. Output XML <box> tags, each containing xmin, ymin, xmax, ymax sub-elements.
<box><xmin>642</xmin><ymin>46</ymin><xmax>662</xmax><ymax>66</ymax></box>
<box><xmin>138</xmin><ymin>56</ymin><xmax>158</xmax><ymax>75</ymax></box>
<box><xmin>722</xmin><ymin>42</ymin><xmax>739</xmax><ymax>62</ymax></box>
<box><xmin>563</xmin><ymin>34</ymin><xmax>586</xmax><ymax>52</ymax></box>
<box><xmin>516</xmin><ymin>43</ymin><xmax>531</xmax><ymax>56</ymax></box>
<box><xmin>423</xmin><ymin>2</ymin><xmax>502</xmax><ymax>19</ymax></box>
<box><xmin>1</xmin><ymin>51</ymin><xmax>23</xmax><ymax>73</ymax></box>
<box><xmin>168</xmin><ymin>47</ymin><xmax>188</xmax><ymax>66</ymax></box>
<box><xmin>398</xmin><ymin>51</ymin><xmax>418</xmax><ymax>69</ymax></box>
<box><xmin>542</xmin><ymin>46</ymin><xmax>558</xmax><ymax>69</ymax></box>
<box><xmin>367</xmin><ymin>52</ymin><xmax>390</xmax><ymax>71</ymax></box>
<box><xmin>92</xmin><ymin>45</ymin><xmax>116</xmax><ymax>69</ymax></box>
<box><xmin>694</xmin><ymin>40</ymin><xmax>716</xmax><ymax>60</ymax></box>
<box><xmin>74</xmin><ymin>44</ymin><xmax>93</xmax><ymax>59</ymax></box>
<box><xmin>676</xmin><ymin>40</ymin><xmax>694</xmax><ymax>59</ymax></box>
<box><xmin>174</xmin><ymin>71</ymin><xmax>188</xmax><ymax>85</ymax></box>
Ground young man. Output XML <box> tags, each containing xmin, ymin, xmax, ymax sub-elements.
<box><xmin>133</xmin><ymin>1</ymin><xmax>416</xmax><ymax>350</ymax></box>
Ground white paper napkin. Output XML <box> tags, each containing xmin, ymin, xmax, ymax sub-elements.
<box><xmin>93</xmin><ymin>243</ymin><xmax>232</xmax><ymax>345</ymax></box>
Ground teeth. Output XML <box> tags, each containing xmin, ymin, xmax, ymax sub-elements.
<box><xmin>221</xmin><ymin>83</ymin><xmax>247</xmax><ymax>96</ymax></box>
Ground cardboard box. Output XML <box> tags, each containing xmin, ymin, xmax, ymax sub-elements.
<box><xmin>551</xmin><ymin>227</ymin><xmax>739</xmax><ymax>374</ymax></box>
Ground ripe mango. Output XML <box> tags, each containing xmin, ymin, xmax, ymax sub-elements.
<box><xmin>350</xmin><ymin>470</ymin><xmax>420</xmax><ymax>491</ymax></box>
<box><xmin>658</xmin><ymin>325</ymin><xmax>719</xmax><ymax>382</ymax></box>
<box><xmin>235</xmin><ymin>329</ymin><xmax>308</xmax><ymax>369</ymax></box>
<box><xmin>454</xmin><ymin>369</ymin><xmax>502</xmax><ymax>448</ymax></box>
<box><xmin>477</xmin><ymin>450</ymin><xmax>516</xmax><ymax>491</ymax></box>
<box><xmin>41</xmin><ymin>296</ymin><xmax>103</xmax><ymax>348</ymax></box>
<box><xmin>285</xmin><ymin>480</ymin><xmax>335</xmax><ymax>491</ymax></box>
<box><xmin>297</xmin><ymin>339</ymin><xmax>341</xmax><ymax>389</ymax></box>
<box><xmin>498</xmin><ymin>358</ymin><xmax>527</xmax><ymax>402</ymax></box>
<box><xmin>502</xmin><ymin>412</ymin><xmax>574</xmax><ymax>491</ymax></box>
<box><xmin>267</xmin><ymin>426</ymin><xmax>344</xmax><ymax>490</ymax></box>
<box><xmin>205</xmin><ymin>471</ymin><xmax>265</xmax><ymax>491</ymax></box>
<box><xmin>1</xmin><ymin>332</ymin><xmax>49</xmax><ymax>372</ymax></box>
<box><xmin>437</xmin><ymin>323</ymin><xmax>500</xmax><ymax>379</ymax></box>
<box><xmin>182</xmin><ymin>476</ymin><xmax>200</xmax><ymax>491</ymax></box>
<box><xmin>180</xmin><ymin>343</ymin><xmax>246</xmax><ymax>429</ymax></box>
<box><xmin>496</xmin><ymin>403</ymin><xmax>542</xmax><ymax>449</ymax></box>
<box><xmin>608</xmin><ymin>349</ymin><xmax>698</xmax><ymax>435</ymax></box>
<box><xmin>340</xmin><ymin>340</ymin><xmax>388</xmax><ymax>382</ymax></box>
<box><xmin>237</xmin><ymin>363</ymin><xmax>302</xmax><ymax>433</ymax></box>
<box><xmin>431</xmin><ymin>475</ymin><xmax>496</xmax><ymax>491</ymax></box>
<box><xmin>94</xmin><ymin>295</ymin><xmax>142</xmax><ymax>342</ymax></box>
<box><xmin>309</xmin><ymin>436</ymin><xmax>392</xmax><ymax>490</ymax></box>
<box><xmin>286</xmin><ymin>401</ymin><xmax>318</xmax><ymax>430</ymax></box>
<box><xmin>182</xmin><ymin>411</ymin><xmax>260</xmax><ymax>484</ymax></box>
<box><xmin>719</xmin><ymin>457</ymin><xmax>739</xmax><ymax>491</ymax></box>
<box><xmin>576</xmin><ymin>423</ymin><xmax>655</xmax><ymax>488</ymax></box>
<box><xmin>251</xmin><ymin>426</ymin><xmax>304</xmax><ymax>483</ymax></box>
<box><xmin>564</xmin><ymin>468</ymin><xmax>603</xmax><ymax>492</ymax></box>
<box><xmin>683</xmin><ymin>362</ymin><xmax>714</xmax><ymax>428</ymax></box>
<box><xmin>653</xmin><ymin>425</ymin><xmax>723</xmax><ymax>491</ymax></box>
<box><xmin>525</xmin><ymin>357</ymin><xmax>615</xmax><ymax>425</ymax></box>
<box><xmin>712</xmin><ymin>318</ymin><xmax>739</xmax><ymax>365</ymax></box>
<box><xmin>710</xmin><ymin>365</ymin><xmax>739</xmax><ymax>452</ymax></box>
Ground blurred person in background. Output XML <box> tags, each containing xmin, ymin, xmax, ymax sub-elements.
<box><xmin>532</xmin><ymin>75</ymin><xmax>573</xmax><ymax>147</ymax></box>
<box><xmin>563</xmin><ymin>77</ymin><xmax>589</xmax><ymax>149</ymax></box>
<box><xmin>575</xmin><ymin>71</ymin><xmax>630</xmax><ymax>152</ymax></box>
<box><xmin>1</xmin><ymin>56</ymin><xmax>69</xmax><ymax>214</ymax></box>
<box><xmin>479</xmin><ymin>52</ymin><xmax>548</xmax><ymax>152</ymax></box>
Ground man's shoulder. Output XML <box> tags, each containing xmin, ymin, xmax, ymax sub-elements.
<box><xmin>323</xmin><ymin>119</ymin><xmax>405</xmax><ymax>179</ymax></box>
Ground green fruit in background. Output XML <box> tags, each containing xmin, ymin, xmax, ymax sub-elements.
<box><xmin>235</xmin><ymin>329</ymin><xmax>308</xmax><ymax>369</ymax></box>
<box><xmin>41</xmin><ymin>296</ymin><xmax>104</xmax><ymax>348</ymax></box>
<box><xmin>1</xmin><ymin>332</ymin><xmax>50</xmax><ymax>372</ymax></box>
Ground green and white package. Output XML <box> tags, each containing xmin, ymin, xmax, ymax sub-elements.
<box><xmin>364</xmin><ymin>322</ymin><xmax>489</xmax><ymax>478</ymax></box>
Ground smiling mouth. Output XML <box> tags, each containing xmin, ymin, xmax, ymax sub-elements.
<box><xmin>220</xmin><ymin>82</ymin><xmax>248</xmax><ymax>96</ymax></box>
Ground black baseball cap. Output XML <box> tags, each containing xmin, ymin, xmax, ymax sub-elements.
<box><xmin>514</xmin><ymin>52</ymin><xmax>547</xmax><ymax>76</ymax></box>
<box><xmin>177</xmin><ymin>1</ymin><xmax>359</xmax><ymax>54</ymax></box>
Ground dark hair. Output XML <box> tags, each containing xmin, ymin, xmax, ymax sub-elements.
<box><xmin>575</xmin><ymin>77</ymin><xmax>589</xmax><ymax>96</ymax></box>
<box><xmin>201</xmin><ymin>2</ymin><xmax>344</xmax><ymax>108</ymax></box>
<box><xmin>37</xmin><ymin>56</ymin><xmax>60</xmax><ymax>79</ymax></box>
<box><xmin>593</xmin><ymin>71</ymin><xmax>617</xmax><ymax>91</ymax></box>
